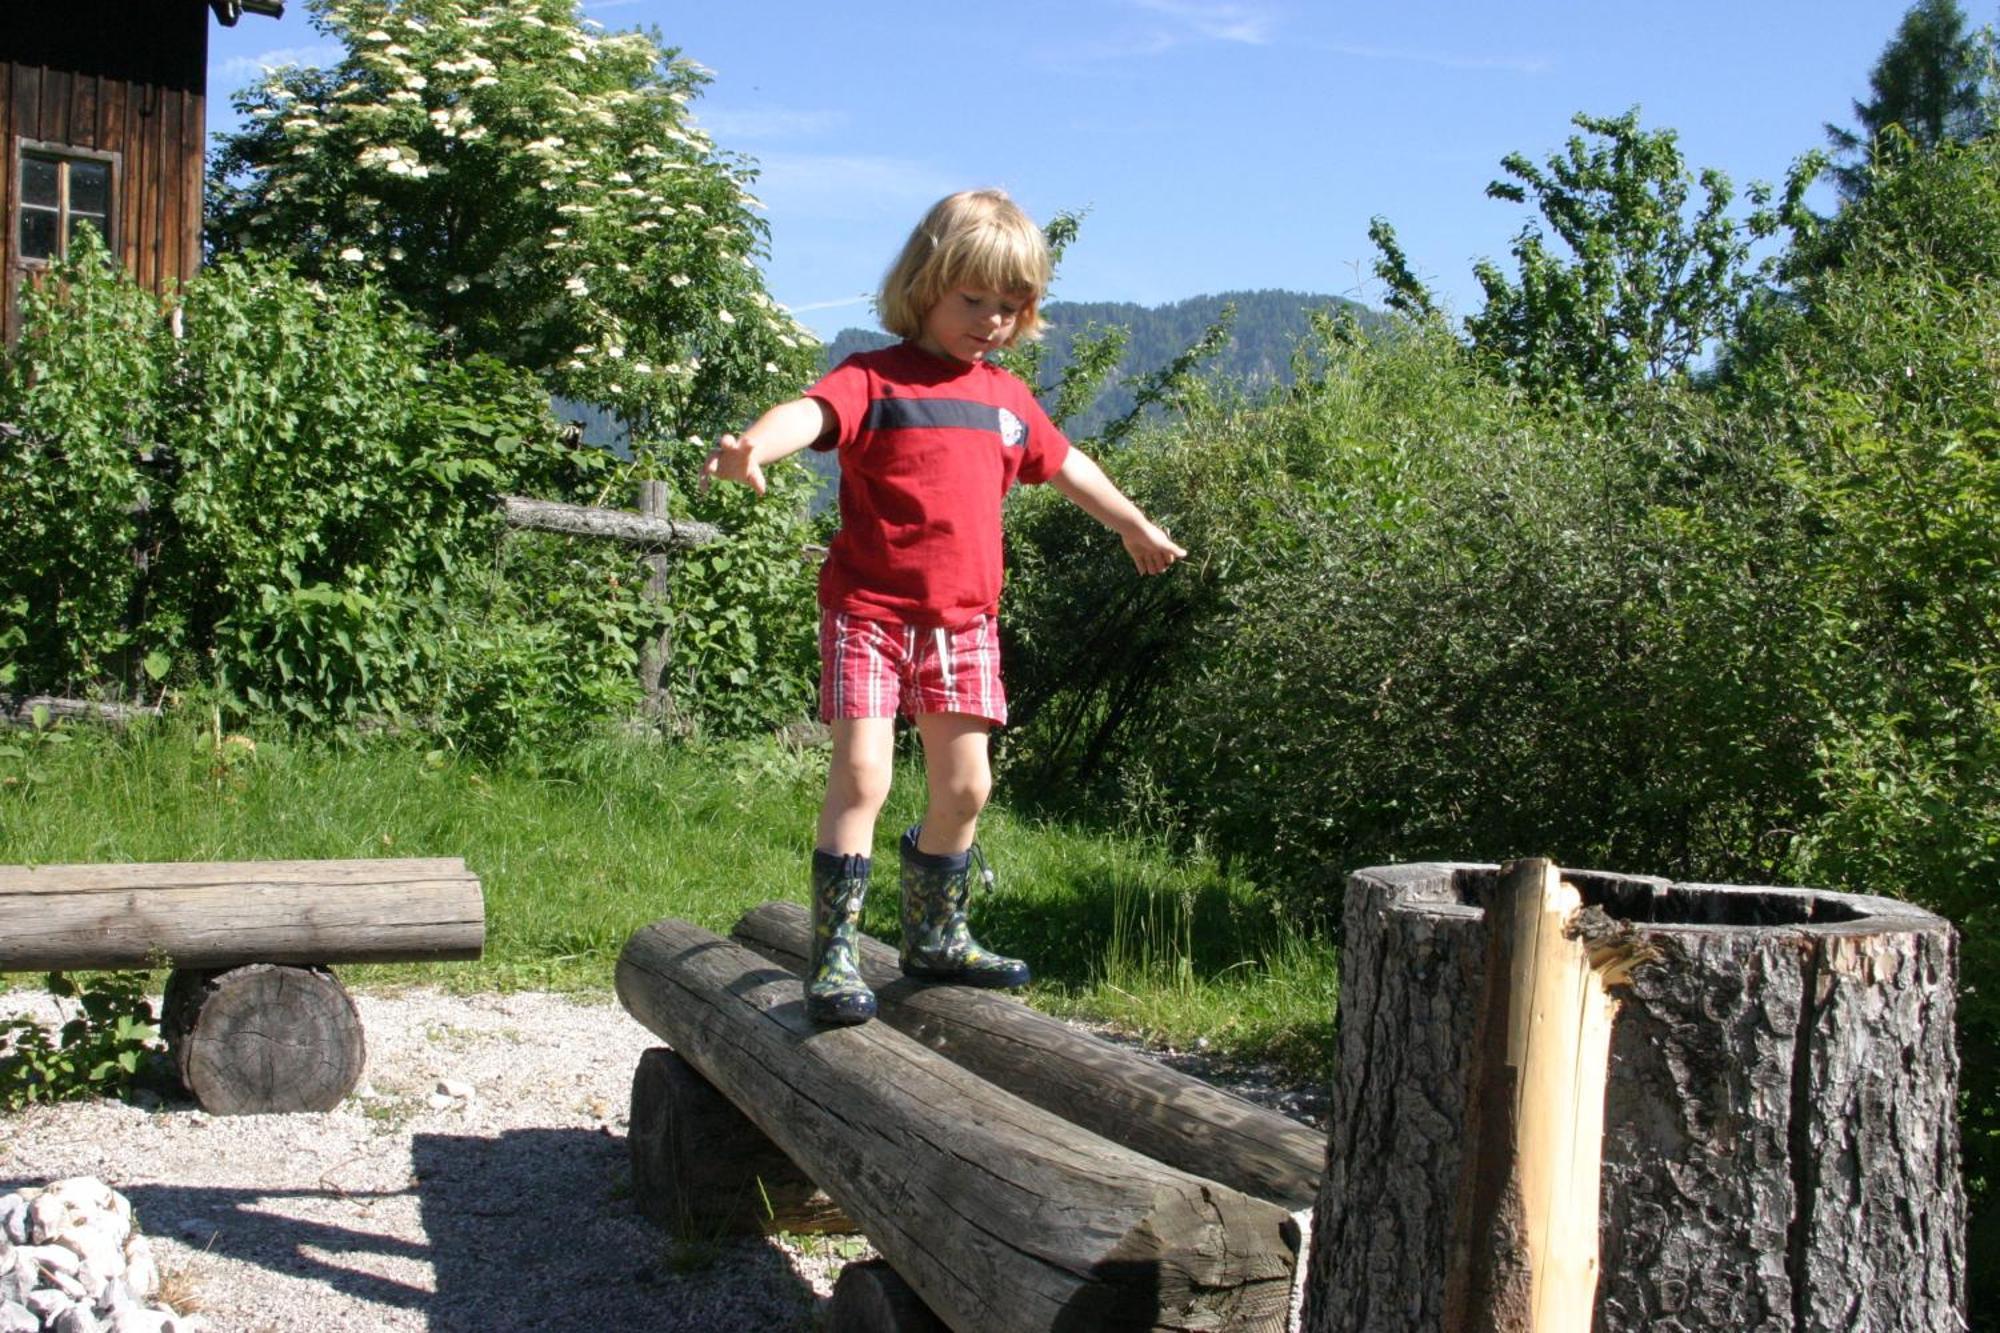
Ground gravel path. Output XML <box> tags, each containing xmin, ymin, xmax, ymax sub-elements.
<box><xmin>0</xmin><ymin>986</ymin><xmax>1328</xmax><ymax>1331</ymax></box>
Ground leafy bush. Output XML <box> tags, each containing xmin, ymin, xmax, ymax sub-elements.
<box><xmin>0</xmin><ymin>245</ymin><xmax>815</xmax><ymax>749</ymax></box>
<box><xmin>0</xmin><ymin>972</ymin><xmax>165</xmax><ymax>1110</ymax></box>
<box><xmin>1005</xmin><ymin>318</ymin><xmax>1813</xmax><ymax>910</ymax></box>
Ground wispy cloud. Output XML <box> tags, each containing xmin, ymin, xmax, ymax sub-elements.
<box><xmin>786</xmin><ymin>294</ymin><xmax>874</xmax><ymax>314</ymax></box>
<box><xmin>1126</xmin><ymin>0</ymin><xmax>1275</xmax><ymax>45</ymax></box>
<box><xmin>1318</xmin><ymin>40</ymin><xmax>1552</xmax><ymax>75</ymax></box>
<box><xmin>217</xmin><ymin>44</ymin><xmax>342</xmax><ymax>83</ymax></box>
<box><xmin>695</xmin><ymin>107</ymin><xmax>845</xmax><ymax>142</ymax></box>
<box><xmin>1043</xmin><ymin>0</ymin><xmax>1277</xmax><ymax>66</ymax></box>
<box><xmin>751</xmin><ymin>153</ymin><xmax>960</xmax><ymax>223</ymax></box>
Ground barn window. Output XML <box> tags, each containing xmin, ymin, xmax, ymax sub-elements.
<box><xmin>18</xmin><ymin>149</ymin><xmax>114</xmax><ymax>262</ymax></box>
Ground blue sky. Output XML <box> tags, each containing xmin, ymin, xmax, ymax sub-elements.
<box><xmin>208</xmin><ymin>2</ymin><xmax>1923</xmax><ymax>343</ymax></box>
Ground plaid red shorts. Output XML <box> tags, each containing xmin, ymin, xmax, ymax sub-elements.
<box><xmin>818</xmin><ymin>611</ymin><xmax>1007</xmax><ymax>725</ymax></box>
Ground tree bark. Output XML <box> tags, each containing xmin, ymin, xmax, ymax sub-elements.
<box><xmin>732</xmin><ymin>900</ymin><xmax>1323</xmax><ymax>1209</ymax></box>
<box><xmin>1302</xmin><ymin>862</ymin><xmax>1966</xmax><ymax>1333</ymax></box>
<box><xmin>161</xmin><ymin>963</ymin><xmax>365</xmax><ymax>1114</ymax></box>
<box><xmin>616</xmin><ymin>918</ymin><xmax>1299</xmax><ymax>1333</ymax></box>
<box><xmin>0</xmin><ymin>858</ymin><xmax>485</xmax><ymax>971</ymax></box>
<box><xmin>498</xmin><ymin>494</ymin><xmax>718</xmax><ymax>550</ymax></box>
<box><xmin>627</xmin><ymin>1047</ymin><xmax>854</xmax><ymax>1236</ymax></box>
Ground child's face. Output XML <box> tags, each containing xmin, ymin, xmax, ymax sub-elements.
<box><xmin>917</xmin><ymin>287</ymin><xmax>1030</xmax><ymax>364</ymax></box>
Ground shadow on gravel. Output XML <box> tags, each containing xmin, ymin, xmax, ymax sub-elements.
<box><xmin>5</xmin><ymin>1127</ymin><xmax>821</xmax><ymax>1331</ymax></box>
<box><xmin>412</xmin><ymin>1128</ymin><xmax>822</xmax><ymax>1330</ymax></box>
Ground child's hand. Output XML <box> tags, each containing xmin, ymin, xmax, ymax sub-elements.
<box><xmin>1123</xmin><ymin>520</ymin><xmax>1187</xmax><ymax>576</ymax></box>
<box><xmin>699</xmin><ymin>433</ymin><xmax>766</xmax><ymax>496</ymax></box>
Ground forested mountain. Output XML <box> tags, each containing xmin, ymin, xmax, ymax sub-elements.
<box><xmin>822</xmin><ymin>289</ymin><xmax>1379</xmax><ymax>438</ymax></box>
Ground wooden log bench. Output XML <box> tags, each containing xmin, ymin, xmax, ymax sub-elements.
<box><xmin>616</xmin><ymin>915</ymin><xmax>1302</xmax><ymax>1333</ymax></box>
<box><xmin>0</xmin><ymin>857</ymin><xmax>484</xmax><ymax>1115</ymax></box>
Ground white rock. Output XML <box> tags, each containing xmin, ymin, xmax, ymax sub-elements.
<box><xmin>106</xmin><ymin>1306</ymin><xmax>165</xmax><ymax>1333</ymax></box>
<box><xmin>94</xmin><ymin>1275</ymin><xmax>133</xmax><ymax>1315</ymax></box>
<box><xmin>121</xmin><ymin>1237</ymin><xmax>158</xmax><ymax>1302</ymax></box>
<box><xmin>27</xmin><ymin>1285</ymin><xmax>74</xmax><ymax>1318</ymax></box>
<box><xmin>27</xmin><ymin>1193</ymin><xmax>65</xmax><ymax>1244</ymax></box>
<box><xmin>26</xmin><ymin>1241</ymin><xmax>82</xmax><ymax>1276</ymax></box>
<box><xmin>162</xmin><ymin>1315</ymin><xmax>201</xmax><ymax>1333</ymax></box>
<box><xmin>0</xmin><ymin>1298</ymin><xmax>38</xmax><ymax>1333</ymax></box>
<box><xmin>45</xmin><ymin>1264</ymin><xmax>86</xmax><ymax>1300</ymax></box>
<box><xmin>435</xmin><ymin>1079</ymin><xmax>474</xmax><ymax>1099</ymax></box>
<box><xmin>60</xmin><ymin>1225</ymin><xmax>126</xmax><ymax>1287</ymax></box>
<box><xmin>55</xmin><ymin>1302</ymin><xmax>106</xmax><ymax>1333</ymax></box>
<box><xmin>0</xmin><ymin>1196</ymin><xmax>26</xmax><ymax>1245</ymax></box>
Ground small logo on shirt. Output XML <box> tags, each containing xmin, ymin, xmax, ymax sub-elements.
<box><xmin>997</xmin><ymin>408</ymin><xmax>1026</xmax><ymax>447</ymax></box>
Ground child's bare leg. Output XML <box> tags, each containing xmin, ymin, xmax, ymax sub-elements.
<box><xmin>816</xmin><ymin>717</ymin><xmax>895</xmax><ymax>854</ymax></box>
<box><xmin>912</xmin><ymin>712</ymin><xmax>993</xmax><ymax>855</ymax></box>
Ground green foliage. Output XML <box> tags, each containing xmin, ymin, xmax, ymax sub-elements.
<box><xmin>1741</xmin><ymin>135</ymin><xmax>2000</xmax><ymax>1244</ymax></box>
<box><xmin>207</xmin><ymin>0</ymin><xmax>820</xmax><ymax>438</ymax></box>
<box><xmin>1374</xmin><ymin>110</ymin><xmax>1811</xmax><ymax>407</ymax></box>
<box><xmin>0</xmin><ymin>971</ymin><xmax>164</xmax><ymax>1110</ymax></box>
<box><xmin>1005</xmin><ymin>319</ymin><xmax>1811</xmax><ymax>907</ymax></box>
<box><xmin>0</xmin><ymin>244</ymin><xmax>711</xmax><ymax>751</ymax></box>
<box><xmin>0</xmin><ymin>228</ymin><xmax>166</xmax><ymax>691</ymax></box>
<box><xmin>1825</xmin><ymin>0</ymin><xmax>1993</xmax><ymax>201</ymax></box>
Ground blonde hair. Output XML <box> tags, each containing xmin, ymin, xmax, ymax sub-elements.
<box><xmin>878</xmin><ymin>189</ymin><xmax>1051</xmax><ymax>345</ymax></box>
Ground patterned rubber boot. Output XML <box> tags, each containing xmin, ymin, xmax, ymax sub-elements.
<box><xmin>898</xmin><ymin>826</ymin><xmax>1031</xmax><ymax>989</ymax></box>
<box><xmin>807</xmin><ymin>850</ymin><xmax>877</xmax><ymax>1026</ymax></box>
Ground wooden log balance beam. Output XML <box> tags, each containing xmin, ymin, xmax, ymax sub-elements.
<box><xmin>0</xmin><ymin>858</ymin><xmax>485</xmax><ymax>1115</ymax></box>
<box><xmin>731</xmin><ymin>899</ymin><xmax>1323</xmax><ymax>1210</ymax></box>
<box><xmin>616</xmin><ymin>918</ymin><xmax>1300</xmax><ymax>1333</ymax></box>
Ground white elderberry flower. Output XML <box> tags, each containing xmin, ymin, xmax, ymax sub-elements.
<box><xmin>338</xmin><ymin>247</ymin><xmax>365</xmax><ymax>262</ymax></box>
<box><xmin>445</xmin><ymin>275</ymin><xmax>470</xmax><ymax>294</ymax></box>
<box><xmin>717</xmin><ymin>308</ymin><xmax>735</xmax><ymax>324</ymax></box>
<box><xmin>668</xmin><ymin>273</ymin><xmax>690</xmax><ymax>287</ymax></box>
<box><xmin>565</xmin><ymin>276</ymin><xmax>589</xmax><ymax>296</ymax></box>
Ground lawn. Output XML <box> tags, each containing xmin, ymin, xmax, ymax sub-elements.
<box><xmin>0</xmin><ymin>718</ymin><xmax>1338</xmax><ymax>1079</ymax></box>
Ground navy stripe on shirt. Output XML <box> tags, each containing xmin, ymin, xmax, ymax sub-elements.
<box><xmin>862</xmin><ymin>397</ymin><xmax>1000</xmax><ymax>434</ymax></box>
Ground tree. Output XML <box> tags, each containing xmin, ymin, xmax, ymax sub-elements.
<box><xmin>208</xmin><ymin>0</ymin><xmax>819</xmax><ymax>439</ymax></box>
<box><xmin>1824</xmin><ymin>0</ymin><xmax>1992</xmax><ymax>201</ymax></box>
<box><xmin>1373</xmin><ymin>110</ymin><xmax>1802</xmax><ymax>407</ymax></box>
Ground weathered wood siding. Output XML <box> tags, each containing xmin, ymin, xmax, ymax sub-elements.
<box><xmin>0</xmin><ymin>1</ymin><xmax>208</xmax><ymax>340</ymax></box>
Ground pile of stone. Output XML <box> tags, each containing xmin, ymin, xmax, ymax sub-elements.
<box><xmin>0</xmin><ymin>1178</ymin><xmax>196</xmax><ymax>1333</ymax></box>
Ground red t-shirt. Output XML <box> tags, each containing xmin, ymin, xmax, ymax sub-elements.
<box><xmin>807</xmin><ymin>342</ymin><xmax>1070</xmax><ymax>628</ymax></box>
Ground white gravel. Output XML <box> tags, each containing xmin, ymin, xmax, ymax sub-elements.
<box><xmin>0</xmin><ymin>987</ymin><xmax>856</xmax><ymax>1332</ymax></box>
<box><xmin>0</xmin><ymin>985</ymin><xmax>1330</xmax><ymax>1332</ymax></box>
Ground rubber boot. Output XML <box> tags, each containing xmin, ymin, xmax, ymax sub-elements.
<box><xmin>898</xmin><ymin>826</ymin><xmax>1031</xmax><ymax>989</ymax></box>
<box><xmin>807</xmin><ymin>850</ymin><xmax>877</xmax><ymax>1025</ymax></box>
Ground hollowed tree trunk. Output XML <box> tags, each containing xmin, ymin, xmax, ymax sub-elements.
<box><xmin>1303</xmin><ymin>861</ymin><xmax>1964</xmax><ymax>1333</ymax></box>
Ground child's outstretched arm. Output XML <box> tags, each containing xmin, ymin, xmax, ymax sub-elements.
<box><xmin>1049</xmin><ymin>448</ymin><xmax>1187</xmax><ymax>575</ymax></box>
<box><xmin>699</xmin><ymin>396</ymin><xmax>837</xmax><ymax>496</ymax></box>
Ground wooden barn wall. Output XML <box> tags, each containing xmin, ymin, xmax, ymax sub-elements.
<box><xmin>0</xmin><ymin>2</ymin><xmax>209</xmax><ymax>341</ymax></box>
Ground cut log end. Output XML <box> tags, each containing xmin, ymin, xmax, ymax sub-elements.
<box><xmin>627</xmin><ymin>1047</ymin><xmax>855</xmax><ymax>1237</ymax></box>
<box><xmin>162</xmin><ymin>963</ymin><xmax>365</xmax><ymax>1115</ymax></box>
<box><xmin>828</xmin><ymin>1259</ymin><xmax>949</xmax><ymax>1333</ymax></box>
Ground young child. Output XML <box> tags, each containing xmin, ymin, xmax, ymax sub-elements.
<box><xmin>701</xmin><ymin>188</ymin><xmax>1185</xmax><ymax>1025</ymax></box>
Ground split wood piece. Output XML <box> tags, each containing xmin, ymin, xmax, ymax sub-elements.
<box><xmin>827</xmin><ymin>1259</ymin><xmax>950</xmax><ymax>1333</ymax></box>
<box><xmin>617</xmin><ymin>918</ymin><xmax>1299</xmax><ymax>1333</ymax></box>
<box><xmin>732</xmin><ymin>899</ymin><xmax>1323</xmax><ymax>1209</ymax></box>
<box><xmin>0</xmin><ymin>695</ymin><xmax>161</xmax><ymax>728</ymax></box>
<box><xmin>1442</xmin><ymin>858</ymin><xmax>1649</xmax><ymax>1333</ymax></box>
<box><xmin>162</xmin><ymin>963</ymin><xmax>365</xmax><ymax>1115</ymax></box>
<box><xmin>1302</xmin><ymin>861</ymin><xmax>1965</xmax><ymax>1333</ymax></box>
<box><xmin>499</xmin><ymin>494</ymin><xmax>719</xmax><ymax>550</ymax></box>
<box><xmin>628</xmin><ymin>1047</ymin><xmax>855</xmax><ymax>1236</ymax></box>
<box><xmin>0</xmin><ymin>858</ymin><xmax>485</xmax><ymax>972</ymax></box>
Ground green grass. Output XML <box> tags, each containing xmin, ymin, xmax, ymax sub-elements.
<box><xmin>0</xmin><ymin>719</ymin><xmax>1336</xmax><ymax>1083</ymax></box>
